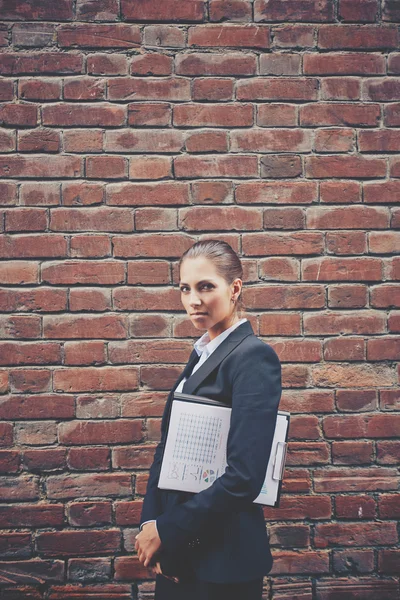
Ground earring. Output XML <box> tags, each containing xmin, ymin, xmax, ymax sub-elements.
<box><xmin>231</xmin><ymin>297</ymin><xmax>235</xmax><ymax>303</ymax></box>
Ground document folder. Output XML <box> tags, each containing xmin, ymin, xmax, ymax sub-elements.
<box><xmin>157</xmin><ymin>391</ymin><xmax>290</xmax><ymax>507</ymax></box>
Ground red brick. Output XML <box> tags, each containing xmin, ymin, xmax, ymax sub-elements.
<box><xmin>62</xmin><ymin>182</ymin><xmax>104</xmax><ymax>206</ymax></box>
<box><xmin>58</xmin><ymin>24</ymin><xmax>140</xmax><ymax>48</ymax></box>
<box><xmin>0</xmin><ymin>504</ymin><xmax>63</xmax><ymax>528</ymax></box>
<box><xmin>232</xmin><ymin>129</ymin><xmax>311</xmax><ymax>152</ymax></box>
<box><xmin>304</xmin><ymin>53</ymin><xmax>385</xmax><ymax>74</ymax></box>
<box><xmin>0</xmin><ymin>79</ymin><xmax>14</xmax><ymax>102</ymax></box>
<box><xmin>332</xmin><ymin>441</ymin><xmax>373</xmax><ymax>465</ymax></box>
<box><xmin>0</xmin><ymin>103</ymin><xmax>37</xmax><ymax>126</ymax></box>
<box><xmin>76</xmin><ymin>0</ymin><xmax>118</xmax><ymax>20</ymax></box>
<box><xmin>255</xmin><ymin>0</ymin><xmax>334</xmax><ymax>22</ymax></box>
<box><xmin>67</xmin><ymin>557</ymin><xmax>112</xmax><ymax>581</ymax></box>
<box><xmin>376</xmin><ymin>441</ymin><xmax>400</xmax><ymax>464</ymax></box>
<box><xmin>379</xmin><ymin>549</ymin><xmax>400</xmax><ymax>574</ymax></box>
<box><xmin>359</xmin><ymin>129</ymin><xmax>400</xmax><ymax>152</ymax></box>
<box><xmin>174</xmin><ymin>154</ymin><xmax>258</xmax><ymax>178</ymax></box>
<box><xmin>300</xmin><ymin>103</ymin><xmax>379</xmax><ymax>126</ymax></box>
<box><xmin>313</xmin><ymin>363</ymin><xmax>396</xmax><ymax>389</ymax></box>
<box><xmin>260</xmin><ymin>53</ymin><xmax>301</xmax><ymax>75</ymax></box>
<box><xmin>321</xmin><ymin>77</ymin><xmax>360</xmax><ymax>100</ymax></box>
<box><xmin>105</xmin><ymin>129</ymin><xmax>183</xmax><ymax>153</ymax></box>
<box><xmin>189</xmin><ymin>24</ymin><xmax>269</xmax><ymax>48</ymax></box>
<box><xmin>339</xmin><ymin>0</ymin><xmax>378</xmax><ymax>21</ymax></box>
<box><xmin>323</xmin><ymin>414</ymin><xmax>400</xmax><ymax>438</ymax></box>
<box><xmin>315</xmin><ymin>522</ymin><xmax>397</xmax><ymax>548</ymax></box>
<box><xmin>0</xmin><ymin>129</ymin><xmax>16</xmax><ymax>152</ymax></box>
<box><xmin>191</xmin><ymin>181</ymin><xmax>233</xmax><ymax>204</ymax></box>
<box><xmin>46</xmin><ymin>473</ymin><xmax>132</xmax><ymax>499</ymax></box>
<box><xmin>303</xmin><ymin>257</ymin><xmax>382</xmax><ymax>282</ymax></box>
<box><xmin>316</xmin><ymin>577</ymin><xmax>399</xmax><ymax>600</ymax></box>
<box><xmin>107</xmin><ymin>182</ymin><xmax>189</xmax><ymax>206</ymax></box>
<box><xmin>305</xmin><ymin>310</ymin><xmax>385</xmax><ymax>335</ymax></box>
<box><xmin>59</xmin><ymin>420</ymin><xmax>142</xmax><ymax>445</ymax></box>
<box><xmin>370</xmin><ymin>231</ymin><xmax>400</xmax><ymax>254</ymax></box>
<box><xmin>53</xmin><ymin>366</ymin><xmax>138</xmax><ymax>393</ymax></box>
<box><xmin>176</xmin><ymin>52</ymin><xmax>256</xmax><ymax>76</ymax></box>
<box><xmin>12</xmin><ymin>23</ymin><xmax>56</xmax><ymax>47</ymax></box>
<box><xmin>0</xmin><ymin>450</ymin><xmax>20</xmax><ymax>473</ymax></box>
<box><xmin>273</xmin><ymin>24</ymin><xmax>315</xmax><ymax>47</ymax></box>
<box><xmin>129</xmin><ymin>156</ymin><xmax>172</xmax><ymax>180</ymax></box>
<box><xmin>23</xmin><ymin>448</ymin><xmax>67</xmax><ymax>471</ymax></box>
<box><xmin>128</xmin><ymin>102</ymin><xmax>171</xmax><ymax>126</ymax></box>
<box><xmin>319</xmin><ymin>25</ymin><xmax>398</xmax><ymax>49</ymax></box>
<box><xmin>121</xmin><ymin>0</ymin><xmax>205</xmax><ymax>21</ymax></box>
<box><xmin>0</xmin><ymin>475</ymin><xmax>39</xmax><ymax>500</ymax></box>
<box><xmin>269</xmin><ymin>524</ymin><xmax>310</xmax><ymax>547</ymax></box>
<box><xmin>271</xmin><ymin>550</ymin><xmax>329</xmax><ymax>575</ymax></box>
<box><xmin>0</xmin><ymin>156</ymin><xmax>81</xmax><ymax>179</ymax></box>
<box><xmin>63</xmin><ymin>130</ymin><xmax>103</xmax><ymax>153</ymax></box>
<box><xmin>261</xmin><ymin>156</ymin><xmax>302</xmax><ymax>178</ymax></box>
<box><xmin>1</xmin><ymin>0</ymin><xmax>72</xmax><ymax>19</ymax></box>
<box><xmin>388</xmin><ymin>53</ymin><xmax>400</xmax><ymax>74</ymax></box>
<box><xmin>365</xmin><ymin>78</ymin><xmax>400</xmax><ymax>101</ymax></box>
<box><xmin>75</xmin><ymin>394</ymin><xmax>118</xmax><ymax>419</ymax></box>
<box><xmin>130</xmin><ymin>53</ymin><xmax>172</xmax><ymax>76</ymax></box>
<box><xmin>314</xmin><ymin>467</ymin><xmax>399</xmax><ymax>493</ymax></box>
<box><xmin>86</xmin><ymin>156</ymin><xmax>127</xmax><ymax>180</ymax></box>
<box><xmin>0</xmin><ymin>182</ymin><xmax>17</xmax><ymax>206</ymax></box>
<box><xmin>380</xmin><ymin>389</ymin><xmax>400</xmax><ymax>410</ymax></box>
<box><xmin>257</xmin><ymin>104</ymin><xmax>297</xmax><ymax>127</ymax></box>
<box><xmin>108</xmin><ymin>77</ymin><xmax>190</xmax><ymax>101</ymax></box>
<box><xmin>0</xmin><ymin>53</ymin><xmax>83</xmax><ymax>75</ymax></box>
<box><xmin>378</xmin><ymin>493</ymin><xmax>400</xmax><ymax>518</ymax></box>
<box><xmin>237</xmin><ymin>77</ymin><xmax>318</xmax><ymax>100</ymax></box>
<box><xmin>286</xmin><ymin>442</ymin><xmax>329</xmax><ymax>465</ymax></box>
<box><xmin>324</xmin><ymin>337</ymin><xmax>364</xmax><ymax>361</ymax></box>
<box><xmin>143</xmin><ymin>25</ymin><xmax>186</xmax><ymax>47</ymax></box>
<box><xmin>175</xmin><ymin>103</ymin><xmax>252</xmax><ymax>127</ymax></box>
<box><xmin>68</xmin><ymin>502</ymin><xmax>112</xmax><ymax>527</ymax></box>
<box><xmin>390</xmin><ymin>157</ymin><xmax>400</xmax><ymax>177</ymax></box>
<box><xmin>364</xmin><ymin>181</ymin><xmax>400</xmax><ymax>204</ymax></box>
<box><xmin>87</xmin><ymin>53</ymin><xmax>128</xmax><ymax>75</ymax></box>
<box><xmin>243</xmin><ymin>232</ymin><xmax>323</xmax><ymax>256</ymax></box>
<box><xmin>19</xmin><ymin>79</ymin><xmax>61</xmax><ymax>101</ymax></box>
<box><xmin>114</xmin><ymin>500</ymin><xmax>142</xmax><ymax>525</ymax></box>
<box><xmin>36</xmin><ymin>530</ymin><xmax>121</xmax><ymax>557</ymax></box>
<box><xmin>333</xmin><ymin>549</ymin><xmax>374</xmax><ymax>574</ymax></box>
<box><xmin>179</xmin><ymin>206</ymin><xmax>261</xmax><ymax>231</ymax></box>
<box><xmin>63</xmin><ymin>77</ymin><xmax>105</xmax><ymax>100</ymax></box>
<box><xmin>384</xmin><ymin>103</ymin><xmax>400</xmax><ymax>126</ymax></box>
<box><xmin>42</xmin><ymin>103</ymin><xmax>125</xmax><ymax>127</ymax></box>
<box><xmin>68</xmin><ymin>448</ymin><xmax>110</xmax><ymax>471</ymax></box>
<box><xmin>236</xmin><ymin>181</ymin><xmax>317</xmax><ymax>205</ymax></box>
<box><xmin>383</xmin><ymin>0</ymin><xmax>400</xmax><ymax>21</ymax></box>
<box><xmin>192</xmin><ymin>78</ymin><xmax>234</xmax><ymax>101</ymax></box>
<box><xmin>367</xmin><ymin>336</ymin><xmax>400</xmax><ymax>360</ymax></box>
<box><xmin>388</xmin><ymin>312</ymin><xmax>400</xmax><ymax>332</ymax></box>
<box><xmin>0</xmin><ymin>394</ymin><xmax>74</xmax><ymax>419</ymax></box>
<box><xmin>259</xmin><ymin>312</ymin><xmax>301</xmax><ymax>336</ymax></box>
<box><xmin>327</xmin><ymin>233</ymin><xmax>366</xmax><ymax>258</ymax></box>
<box><xmin>320</xmin><ymin>181</ymin><xmax>361</xmax><ymax>204</ymax></box>
<box><xmin>68</xmin><ymin>288</ymin><xmax>111</xmax><ymax>310</ymax></box>
<box><xmin>18</xmin><ymin>129</ymin><xmax>60</xmax><ymax>153</ymax></box>
<box><xmin>209</xmin><ymin>0</ymin><xmax>252</xmax><ymax>21</ymax></box>
<box><xmin>306</xmin><ymin>156</ymin><xmax>386</xmax><ymax>179</ymax></box>
<box><xmin>263</xmin><ymin>495</ymin><xmax>331</xmax><ymax>520</ymax></box>
<box><xmin>185</xmin><ymin>131</ymin><xmax>228</xmax><ymax>153</ymax></box>
<box><xmin>336</xmin><ymin>389</ymin><xmax>377</xmax><ymax>412</ymax></box>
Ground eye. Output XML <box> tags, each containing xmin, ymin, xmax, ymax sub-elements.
<box><xmin>180</xmin><ymin>285</ymin><xmax>189</xmax><ymax>292</ymax></box>
<box><xmin>201</xmin><ymin>283</ymin><xmax>213</xmax><ymax>290</ymax></box>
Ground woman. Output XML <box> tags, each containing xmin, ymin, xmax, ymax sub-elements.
<box><xmin>135</xmin><ymin>239</ymin><xmax>282</xmax><ymax>600</ymax></box>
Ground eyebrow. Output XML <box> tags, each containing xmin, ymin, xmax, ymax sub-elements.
<box><xmin>179</xmin><ymin>279</ymin><xmax>215</xmax><ymax>286</ymax></box>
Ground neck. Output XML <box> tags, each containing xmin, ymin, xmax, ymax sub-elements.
<box><xmin>207</xmin><ymin>313</ymin><xmax>241</xmax><ymax>341</ymax></box>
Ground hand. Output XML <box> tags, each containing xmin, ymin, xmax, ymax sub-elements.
<box><xmin>153</xmin><ymin>560</ymin><xmax>180</xmax><ymax>584</ymax></box>
<box><xmin>135</xmin><ymin>522</ymin><xmax>162</xmax><ymax>568</ymax></box>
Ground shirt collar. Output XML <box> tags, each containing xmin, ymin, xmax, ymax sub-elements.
<box><xmin>194</xmin><ymin>318</ymin><xmax>248</xmax><ymax>358</ymax></box>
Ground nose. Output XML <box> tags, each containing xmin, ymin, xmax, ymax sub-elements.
<box><xmin>188</xmin><ymin>291</ymin><xmax>202</xmax><ymax>307</ymax></box>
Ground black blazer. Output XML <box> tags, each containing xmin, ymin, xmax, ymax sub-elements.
<box><xmin>139</xmin><ymin>320</ymin><xmax>282</xmax><ymax>584</ymax></box>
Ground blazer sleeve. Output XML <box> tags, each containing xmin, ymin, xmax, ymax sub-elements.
<box><xmin>156</xmin><ymin>342</ymin><xmax>282</xmax><ymax>553</ymax></box>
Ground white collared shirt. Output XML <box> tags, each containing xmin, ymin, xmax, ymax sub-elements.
<box><xmin>140</xmin><ymin>317</ymin><xmax>248</xmax><ymax>533</ymax></box>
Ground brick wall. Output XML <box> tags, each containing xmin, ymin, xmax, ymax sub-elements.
<box><xmin>0</xmin><ymin>1</ymin><xmax>399</xmax><ymax>598</ymax></box>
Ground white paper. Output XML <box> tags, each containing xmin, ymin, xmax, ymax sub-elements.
<box><xmin>158</xmin><ymin>398</ymin><xmax>289</xmax><ymax>507</ymax></box>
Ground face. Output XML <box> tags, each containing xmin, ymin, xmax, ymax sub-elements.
<box><xmin>179</xmin><ymin>256</ymin><xmax>242</xmax><ymax>340</ymax></box>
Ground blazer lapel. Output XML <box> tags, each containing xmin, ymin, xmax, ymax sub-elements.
<box><xmin>182</xmin><ymin>320</ymin><xmax>254</xmax><ymax>396</ymax></box>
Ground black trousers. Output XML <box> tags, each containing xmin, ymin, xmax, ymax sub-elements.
<box><xmin>154</xmin><ymin>573</ymin><xmax>264</xmax><ymax>600</ymax></box>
